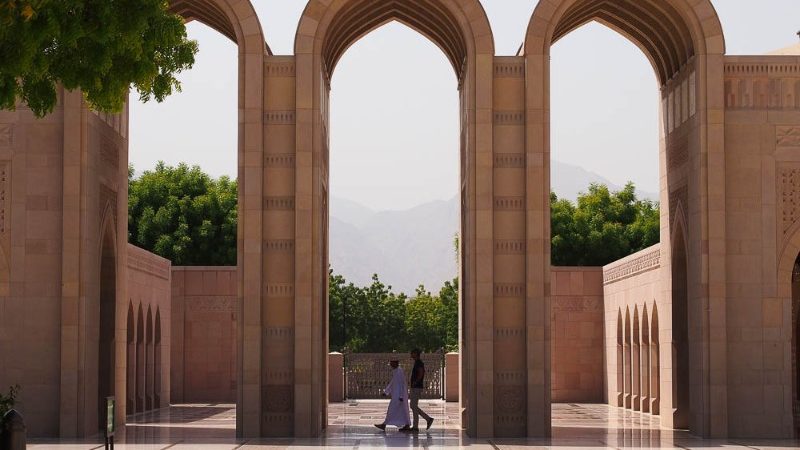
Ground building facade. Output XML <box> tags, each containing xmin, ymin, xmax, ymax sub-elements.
<box><xmin>0</xmin><ymin>0</ymin><xmax>798</xmax><ymax>441</ymax></box>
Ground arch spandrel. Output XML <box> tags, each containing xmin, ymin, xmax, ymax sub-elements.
<box><xmin>294</xmin><ymin>0</ymin><xmax>494</xmax><ymax>63</ymax></box>
<box><xmin>169</xmin><ymin>0</ymin><xmax>270</xmax><ymax>55</ymax></box>
<box><xmin>523</xmin><ymin>0</ymin><xmax>725</xmax><ymax>81</ymax></box>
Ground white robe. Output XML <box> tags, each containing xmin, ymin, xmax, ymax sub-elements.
<box><xmin>382</xmin><ymin>366</ymin><xmax>410</xmax><ymax>427</ymax></box>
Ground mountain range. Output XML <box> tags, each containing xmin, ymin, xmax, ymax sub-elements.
<box><xmin>329</xmin><ymin>160</ymin><xmax>656</xmax><ymax>295</ymax></box>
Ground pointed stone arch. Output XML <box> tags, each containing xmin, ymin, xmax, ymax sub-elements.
<box><xmin>616</xmin><ymin>308</ymin><xmax>624</xmax><ymax>407</ymax></box>
<box><xmin>136</xmin><ymin>304</ymin><xmax>145</xmax><ymax>413</ymax></box>
<box><xmin>651</xmin><ymin>302</ymin><xmax>661</xmax><ymax>415</ymax></box>
<box><xmin>522</xmin><ymin>0</ymin><xmax>727</xmax><ymax>437</ymax></box>
<box><xmin>96</xmin><ymin>214</ymin><xmax>117</xmax><ymax>431</ymax></box>
<box><xmin>632</xmin><ymin>305</ymin><xmax>641</xmax><ymax>411</ymax></box>
<box><xmin>155</xmin><ymin>308</ymin><xmax>162</xmax><ymax>408</ymax></box>
<box><xmin>624</xmin><ymin>307</ymin><xmax>632</xmax><ymax>409</ymax></box>
<box><xmin>126</xmin><ymin>302</ymin><xmax>136</xmax><ymax>415</ymax></box>
<box><xmin>291</xmin><ymin>0</ymin><xmax>497</xmax><ymax>438</ymax></box>
<box><xmin>641</xmin><ymin>304</ymin><xmax>650</xmax><ymax>413</ymax></box>
<box><xmin>145</xmin><ymin>306</ymin><xmax>154</xmax><ymax>411</ymax></box>
<box><xmin>776</xmin><ymin>223</ymin><xmax>800</xmax><ymax>435</ymax></box>
<box><xmin>523</xmin><ymin>0</ymin><xmax>724</xmax><ymax>63</ymax></box>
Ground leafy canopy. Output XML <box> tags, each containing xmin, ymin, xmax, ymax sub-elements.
<box><xmin>0</xmin><ymin>0</ymin><xmax>198</xmax><ymax>117</ymax></box>
<box><xmin>329</xmin><ymin>270</ymin><xmax>459</xmax><ymax>353</ymax></box>
<box><xmin>551</xmin><ymin>182</ymin><xmax>659</xmax><ymax>266</ymax></box>
<box><xmin>128</xmin><ymin>162</ymin><xmax>237</xmax><ymax>266</ymax></box>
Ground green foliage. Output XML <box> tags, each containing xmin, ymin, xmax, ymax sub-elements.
<box><xmin>0</xmin><ymin>0</ymin><xmax>198</xmax><ymax>118</ymax></box>
<box><xmin>0</xmin><ymin>385</ymin><xmax>19</xmax><ymax>418</ymax></box>
<box><xmin>128</xmin><ymin>162</ymin><xmax>236</xmax><ymax>265</ymax></box>
<box><xmin>329</xmin><ymin>270</ymin><xmax>458</xmax><ymax>353</ymax></box>
<box><xmin>551</xmin><ymin>183</ymin><xmax>659</xmax><ymax>266</ymax></box>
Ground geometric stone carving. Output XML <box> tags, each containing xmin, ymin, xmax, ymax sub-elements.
<box><xmin>264</xmin><ymin>111</ymin><xmax>296</xmax><ymax>125</ymax></box>
<box><xmin>186</xmin><ymin>297</ymin><xmax>236</xmax><ymax>312</ymax></box>
<box><xmin>724</xmin><ymin>62</ymin><xmax>800</xmax><ymax>110</ymax></box>
<box><xmin>263</xmin><ymin>196</ymin><xmax>295</xmax><ymax>210</ymax></box>
<box><xmin>262</xmin><ymin>385</ymin><xmax>293</xmax><ymax>412</ymax></box>
<box><xmin>669</xmin><ymin>184</ymin><xmax>688</xmax><ymax>225</ymax></box>
<box><xmin>99</xmin><ymin>183</ymin><xmax>117</xmax><ymax>224</ymax></box>
<box><xmin>494</xmin><ymin>283</ymin><xmax>524</xmax><ymax>297</ymax></box>
<box><xmin>779</xmin><ymin>166</ymin><xmax>800</xmax><ymax>233</ymax></box>
<box><xmin>265</xmin><ymin>61</ymin><xmax>296</xmax><ymax>78</ymax></box>
<box><xmin>553</xmin><ymin>296</ymin><xmax>603</xmax><ymax>312</ymax></box>
<box><xmin>494</xmin><ymin>153</ymin><xmax>525</xmax><ymax>168</ymax></box>
<box><xmin>262</xmin><ymin>370</ymin><xmax>293</xmax><ymax>384</ymax></box>
<box><xmin>667</xmin><ymin>127</ymin><xmax>689</xmax><ymax>171</ymax></box>
<box><xmin>602</xmin><ymin>248</ymin><xmax>660</xmax><ymax>285</ymax></box>
<box><xmin>264</xmin><ymin>154</ymin><xmax>296</xmax><ymax>168</ymax></box>
<box><xmin>494</xmin><ymin>196</ymin><xmax>525</xmax><ymax>210</ymax></box>
<box><xmin>128</xmin><ymin>246</ymin><xmax>170</xmax><ymax>280</ymax></box>
<box><xmin>0</xmin><ymin>161</ymin><xmax>8</xmax><ymax>235</ymax></box>
<box><xmin>494</xmin><ymin>370</ymin><xmax>526</xmax><ymax>385</ymax></box>
<box><xmin>264</xmin><ymin>284</ymin><xmax>294</xmax><ymax>298</ymax></box>
<box><xmin>100</xmin><ymin>135</ymin><xmax>119</xmax><ymax>170</ymax></box>
<box><xmin>494</xmin><ymin>327</ymin><xmax>525</xmax><ymax>339</ymax></box>
<box><xmin>264</xmin><ymin>239</ymin><xmax>294</xmax><ymax>251</ymax></box>
<box><xmin>495</xmin><ymin>240</ymin><xmax>525</xmax><ymax>254</ymax></box>
<box><xmin>0</xmin><ymin>124</ymin><xmax>13</xmax><ymax>147</ymax></box>
<box><xmin>495</xmin><ymin>386</ymin><xmax>525</xmax><ymax>413</ymax></box>
<box><xmin>777</xmin><ymin>126</ymin><xmax>800</xmax><ymax>148</ymax></box>
<box><xmin>493</xmin><ymin>111</ymin><xmax>524</xmax><ymax>125</ymax></box>
<box><xmin>495</xmin><ymin>60</ymin><xmax>525</xmax><ymax>78</ymax></box>
<box><xmin>264</xmin><ymin>327</ymin><xmax>294</xmax><ymax>340</ymax></box>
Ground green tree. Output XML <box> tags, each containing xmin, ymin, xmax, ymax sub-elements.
<box><xmin>404</xmin><ymin>279</ymin><xmax>459</xmax><ymax>353</ymax></box>
<box><xmin>437</xmin><ymin>278</ymin><xmax>459</xmax><ymax>352</ymax></box>
<box><xmin>0</xmin><ymin>0</ymin><xmax>198</xmax><ymax>117</ymax></box>
<box><xmin>551</xmin><ymin>182</ymin><xmax>659</xmax><ymax>266</ymax></box>
<box><xmin>328</xmin><ymin>271</ymin><xmax>408</xmax><ymax>352</ymax></box>
<box><xmin>128</xmin><ymin>162</ymin><xmax>237</xmax><ymax>265</ymax></box>
<box><xmin>405</xmin><ymin>285</ymin><xmax>445</xmax><ymax>352</ymax></box>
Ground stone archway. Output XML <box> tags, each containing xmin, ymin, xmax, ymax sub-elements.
<box><xmin>97</xmin><ymin>217</ymin><xmax>117</xmax><ymax>431</ymax></box>
<box><xmin>289</xmin><ymin>0</ymin><xmax>495</xmax><ymax>438</ymax></box>
<box><xmin>147</xmin><ymin>0</ymin><xmax>270</xmax><ymax>439</ymax></box>
<box><xmin>776</xmin><ymin>225</ymin><xmax>800</xmax><ymax>436</ymax></box>
<box><xmin>523</xmin><ymin>0</ymin><xmax>726</xmax><ymax>438</ymax></box>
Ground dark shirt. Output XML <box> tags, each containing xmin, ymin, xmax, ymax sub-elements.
<box><xmin>411</xmin><ymin>359</ymin><xmax>425</xmax><ymax>389</ymax></box>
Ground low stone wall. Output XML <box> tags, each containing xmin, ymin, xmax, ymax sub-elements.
<box><xmin>550</xmin><ymin>267</ymin><xmax>605</xmax><ymax>403</ymax></box>
<box><xmin>171</xmin><ymin>267</ymin><xmax>237</xmax><ymax>403</ymax></box>
<box><xmin>602</xmin><ymin>245</ymin><xmax>662</xmax><ymax>415</ymax></box>
<box><xmin>126</xmin><ymin>244</ymin><xmax>172</xmax><ymax>413</ymax></box>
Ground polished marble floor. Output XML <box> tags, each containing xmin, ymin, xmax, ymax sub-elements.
<box><xmin>28</xmin><ymin>402</ymin><xmax>800</xmax><ymax>449</ymax></box>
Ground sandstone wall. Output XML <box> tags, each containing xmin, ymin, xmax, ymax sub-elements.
<box><xmin>126</xmin><ymin>244</ymin><xmax>171</xmax><ymax>413</ymax></box>
<box><xmin>723</xmin><ymin>54</ymin><xmax>800</xmax><ymax>437</ymax></box>
<box><xmin>171</xmin><ymin>266</ymin><xmax>237</xmax><ymax>403</ymax></box>
<box><xmin>550</xmin><ymin>267</ymin><xmax>605</xmax><ymax>403</ymax></box>
<box><xmin>602</xmin><ymin>246</ymin><xmax>662</xmax><ymax>416</ymax></box>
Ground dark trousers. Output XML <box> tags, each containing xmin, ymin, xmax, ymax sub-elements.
<box><xmin>410</xmin><ymin>388</ymin><xmax>431</xmax><ymax>428</ymax></box>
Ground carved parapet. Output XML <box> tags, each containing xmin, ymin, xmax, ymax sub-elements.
<box><xmin>602</xmin><ymin>245</ymin><xmax>661</xmax><ymax>285</ymax></box>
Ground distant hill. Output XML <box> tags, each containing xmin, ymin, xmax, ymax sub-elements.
<box><xmin>551</xmin><ymin>160</ymin><xmax>658</xmax><ymax>202</ymax></box>
<box><xmin>329</xmin><ymin>160</ymin><xmax>657</xmax><ymax>295</ymax></box>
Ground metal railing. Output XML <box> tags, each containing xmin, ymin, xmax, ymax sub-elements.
<box><xmin>344</xmin><ymin>352</ymin><xmax>444</xmax><ymax>400</ymax></box>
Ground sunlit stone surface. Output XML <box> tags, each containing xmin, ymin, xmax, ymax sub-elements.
<box><xmin>26</xmin><ymin>403</ymin><xmax>800</xmax><ymax>449</ymax></box>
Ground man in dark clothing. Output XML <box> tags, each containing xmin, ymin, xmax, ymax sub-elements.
<box><xmin>409</xmin><ymin>348</ymin><xmax>434</xmax><ymax>431</ymax></box>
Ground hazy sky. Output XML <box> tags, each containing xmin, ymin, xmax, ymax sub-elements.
<box><xmin>129</xmin><ymin>1</ymin><xmax>800</xmax><ymax>211</ymax></box>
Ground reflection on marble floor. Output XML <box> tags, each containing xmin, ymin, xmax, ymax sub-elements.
<box><xmin>28</xmin><ymin>402</ymin><xmax>800</xmax><ymax>449</ymax></box>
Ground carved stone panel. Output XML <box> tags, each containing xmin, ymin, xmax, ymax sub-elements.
<box><xmin>779</xmin><ymin>166</ymin><xmax>800</xmax><ymax>233</ymax></box>
<box><xmin>0</xmin><ymin>161</ymin><xmax>9</xmax><ymax>235</ymax></box>
<box><xmin>777</xmin><ymin>126</ymin><xmax>800</xmax><ymax>148</ymax></box>
<box><xmin>0</xmin><ymin>124</ymin><xmax>13</xmax><ymax>147</ymax></box>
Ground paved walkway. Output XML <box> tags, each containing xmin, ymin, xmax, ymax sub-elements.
<box><xmin>28</xmin><ymin>402</ymin><xmax>800</xmax><ymax>449</ymax></box>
